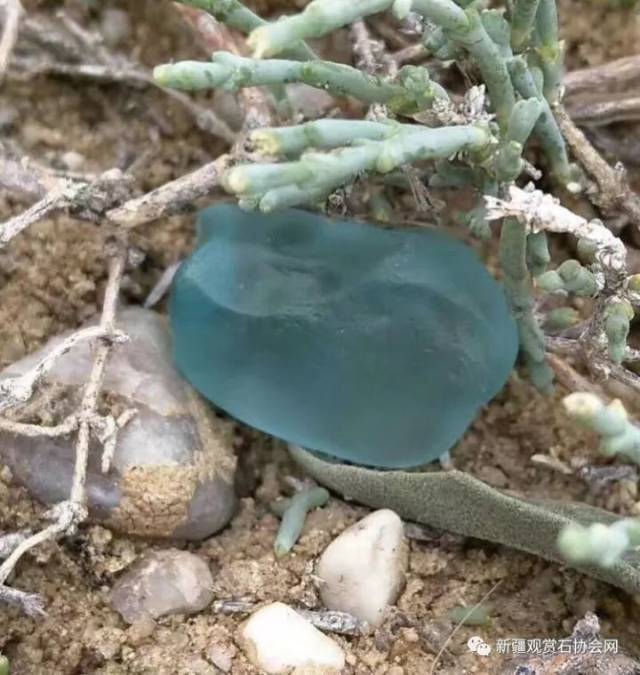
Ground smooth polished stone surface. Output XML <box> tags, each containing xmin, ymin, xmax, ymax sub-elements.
<box><xmin>170</xmin><ymin>204</ymin><xmax>518</xmax><ymax>468</ymax></box>
<box><xmin>0</xmin><ymin>308</ymin><xmax>237</xmax><ymax>539</ymax></box>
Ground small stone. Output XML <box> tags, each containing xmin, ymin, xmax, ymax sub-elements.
<box><xmin>316</xmin><ymin>509</ymin><xmax>408</xmax><ymax>626</ymax></box>
<box><xmin>0</xmin><ymin>105</ymin><xmax>18</xmax><ymax>132</ymax></box>
<box><xmin>237</xmin><ymin>602</ymin><xmax>345</xmax><ymax>674</ymax></box>
<box><xmin>206</xmin><ymin>642</ymin><xmax>236</xmax><ymax>672</ymax></box>
<box><xmin>476</xmin><ymin>465</ymin><xmax>508</xmax><ymax>488</ymax></box>
<box><xmin>286</xmin><ymin>84</ymin><xmax>336</xmax><ymax>119</ymax></box>
<box><xmin>127</xmin><ymin>615</ymin><xmax>156</xmax><ymax>645</ymax></box>
<box><xmin>0</xmin><ymin>307</ymin><xmax>237</xmax><ymax>540</ymax></box>
<box><xmin>111</xmin><ymin>549</ymin><xmax>214</xmax><ymax>624</ymax></box>
<box><xmin>60</xmin><ymin>151</ymin><xmax>85</xmax><ymax>171</ymax></box>
<box><xmin>100</xmin><ymin>8</ymin><xmax>131</xmax><ymax>47</ymax></box>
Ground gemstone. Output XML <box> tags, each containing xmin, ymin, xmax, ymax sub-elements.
<box><xmin>169</xmin><ymin>204</ymin><xmax>518</xmax><ymax>468</ymax></box>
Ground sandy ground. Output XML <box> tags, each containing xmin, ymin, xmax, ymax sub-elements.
<box><xmin>1</xmin><ymin>1</ymin><xmax>640</xmax><ymax>673</ymax></box>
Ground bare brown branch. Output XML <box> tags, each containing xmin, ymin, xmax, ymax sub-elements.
<box><xmin>0</xmin><ymin>0</ymin><xmax>22</xmax><ymax>81</ymax></box>
<box><xmin>9</xmin><ymin>11</ymin><xmax>236</xmax><ymax>143</ymax></box>
<box><xmin>106</xmin><ymin>154</ymin><xmax>231</xmax><ymax>229</ymax></box>
<box><xmin>564</xmin><ymin>55</ymin><xmax>640</xmax><ymax>96</ymax></box>
<box><xmin>568</xmin><ymin>94</ymin><xmax>640</xmax><ymax>127</ymax></box>
<box><xmin>0</xmin><ymin>169</ymin><xmax>133</xmax><ymax>246</ymax></box>
<box><xmin>555</xmin><ymin>105</ymin><xmax>640</xmax><ymax>227</ymax></box>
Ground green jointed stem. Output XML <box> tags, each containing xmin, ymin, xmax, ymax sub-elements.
<box><xmin>458</xmin><ymin>8</ymin><xmax>516</xmax><ymax>131</ymax></box>
<box><xmin>510</xmin><ymin>0</ymin><xmax>541</xmax><ymax>50</ymax></box>
<box><xmin>544</xmin><ymin>307</ymin><xmax>580</xmax><ymax>331</ymax></box>
<box><xmin>508</xmin><ymin>56</ymin><xmax>571</xmax><ymax>184</ymax></box>
<box><xmin>558</xmin><ymin>519</ymin><xmax>640</xmax><ymax>568</ymax></box>
<box><xmin>274</xmin><ymin>486</ymin><xmax>330</xmax><ymax>556</ymax></box>
<box><xmin>525</xmin><ymin>231</ymin><xmax>550</xmax><ymax>276</ymax></box>
<box><xmin>605</xmin><ymin>300</ymin><xmax>634</xmax><ymax>364</ymax></box>
<box><xmin>154</xmin><ymin>53</ymin><xmax>447</xmax><ymax>114</ymax></box>
<box><xmin>534</xmin><ymin>0</ymin><xmax>563</xmax><ymax>103</ymax></box>
<box><xmin>176</xmin><ymin>0</ymin><xmax>316</xmax><ymax>60</ymax></box>
<box><xmin>563</xmin><ymin>392</ymin><xmax>640</xmax><ymax>464</ymax></box>
<box><xmin>506</xmin><ymin>97</ymin><xmax>543</xmax><ymax>144</ymax></box>
<box><xmin>402</xmin><ymin>0</ymin><xmax>470</xmax><ymax>31</ymax></box>
<box><xmin>481</xmin><ymin>9</ymin><xmax>512</xmax><ymax>58</ymax></box>
<box><xmin>536</xmin><ymin>260</ymin><xmax>598</xmax><ymax>297</ymax></box>
<box><xmin>406</xmin><ymin>2</ymin><xmax>516</xmax><ymax>130</ymax></box>
<box><xmin>494</xmin><ymin>98</ymin><xmax>541</xmax><ymax>181</ymax></box>
<box><xmin>251</xmin><ymin>120</ymin><xmax>404</xmax><ymax>155</ymax></box>
<box><xmin>225</xmin><ymin>125</ymin><xmax>490</xmax><ymax>211</ymax></box>
<box><xmin>375</xmin><ymin>125</ymin><xmax>489</xmax><ymax>171</ymax></box>
<box><xmin>248</xmin><ymin>0</ymin><xmax>394</xmax><ymax>58</ymax></box>
<box><xmin>429</xmin><ymin>160</ymin><xmax>482</xmax><ymax>188</ymax></box>
<box><xmin>499</xmin><ymin>217</ymin><xmax>553</xmax><ymax>392</ymax></box>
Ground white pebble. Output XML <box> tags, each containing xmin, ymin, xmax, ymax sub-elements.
<box><xmin>237</xmin><ymin>602</ymin><xmax>345</xmax><ymax>674</ymax></box>
<box><xmin>61</xmin><ymin>150</ymin><xmax>85</xmax><ymax>171</ymax></box>
<box><xmin>111</xmin><ymin>549</ymin><xmax>214</xmax><ymax>623</ymax></box>
<box><xmin>316</xmin><ymin>509</ymin><xmax>408</xmax><ymax>626</ymax></box>
<box><xmin>100</xmin><ymin>8</ymin><xmax>131</xmax><ymax>47</ymax></box>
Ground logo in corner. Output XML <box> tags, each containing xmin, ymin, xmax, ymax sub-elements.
<box><xmin>468</xmin><ymin>636</ymin><xmax>492</xmax><ymax>656</ymax></box>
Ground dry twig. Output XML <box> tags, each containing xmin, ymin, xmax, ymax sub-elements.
<box><xmin>0</xmin><ymin>244</ymin><xmax>128</xmax><ymax>615</ymax></box>
<box><xmin>8</xmin><ymin>10</ymin><xmax>236</xmax><ymax>142</ymax></box>
<box><xmin>564</xmin><ymin>55</ymin><xmax>640</xmax><ymax>96</ymax></box>
<box><xmin>106</xmin><ymin>154</ymin><xmax>232</xmax><ymax>229</ymax></box>
<box><xmin>0</xmin><ymin>0</ymin><xmax>22</xmax><ymax>81</ymax></box>
<box><xmin>0</xmin><ymin>530</ymin><xmax>31</xmax><ymax>559</ymax></box>
<box><xmin>0</xmin><ymin>169</ymin><xmax>133</xmax><ymax>246</ymax></box>
<box><xmin>568</xmin><ymin>94</ymin><xmax>640</xmax><ymax>127</ymax></box>
<box><xmin>555</xmin><ymin>105</ymin><xmax>640</xmax><ymax>227</ymax></box>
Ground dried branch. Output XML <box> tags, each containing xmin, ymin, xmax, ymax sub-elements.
<box><xmin>0</xmin><ymin>325</ymin><xmax>126</xmax><ymax>412</ymax></box>
<box><xmin>8</xmin><ymin>11</ymin><xmax>236</xmax><ymax>143</ymax></box>
<box><xmin>0</xmin><ymin>416</ymin><xmax>78</xmax><ymax>438</ymax></box>
<box><xmin>0</xmin><ymin>244</ymin><xmax>128</xmax><ymax>614</ymax></box>
<box><xmin>350</xmin><ymin>19</ymin><xmax>386</xmax><ymax>75</ymax></box>
<box><xmin>0</xmin><ymin>0</ymin><xmax>22</xmax><ymax>81</ymax></box>
<box><xmin>1</xmin><ymin>153</ymin><xmax>230</xmax><ymax>245</ymax></box>
<box><xmin>564</xmin><ymin>55</ymin><xmax>640</xmax><ymax>96</ymax></box>
<box><xmin>485</xmin><ymin>184</ymin><xmax>627</xmax><ymax>285</ymax></box>
<box><xmin>106</xmin><ymin>154</ymin><xmax>231</xmax><ymax>229</ymax></box>
<box><xmin>0</xmin><ymin>184</ymin><xmax>68</xmax><ymax>247</ymax></box>
<box><xmin>0</xmin><ymin>169</ymin><xmax>133</xmax><ymax>246</ymax></box>
<box><xmin>176</xmin><ymin>7</ymin><xmax>274</xmax><ymax>131</ymax></box>
<box><xmin>0</xmin><ymin>156</ymin><xmax>54</xmax><ymax>201</ymax></box>
<box><xmin>0</xmin><ymin>530</ymin><xmax>31</xmax><ymax>559</ymax></box>
<box><xmin>555</xmin><ymin>105</ymin><xmax>640</xmax><ymax>227</ymax></box>
<box><xmin>568</xmin><ymin>94</ymin><xmax>640</xmax><ymax>127</ymax></box>
<box><xmin>70</xmin><ymin>244</ymin><xmax>126</xmax><ymax>501</ymax></box>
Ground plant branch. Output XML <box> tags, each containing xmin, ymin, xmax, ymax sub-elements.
<box><xmin>175</xmin><ymin>0</ymin><xmax>317</xmax><ymax>60</ymax></box>
<box><xmin>224</xmin><ymin>124</ymin><xmax>491</xmax><ymax>211</ymax></box>
<box><xmin>0</xmin><ymin>244</ymin><xmax>128</xmax><ymax>614</ymax></box>
<box><xmin>0</xmin><ymin>0</ymin><xmax>22</xmax><ymax>81</ymax></box>
<box><xmin>555</xmin><ymin>105</ymin><xmax>640</xmax><ymax>227</ymax></box>
<box><xmin>154</xmin><ymin>51</ymin><xmax>447</xmax><ymax>114</ymax></box>
<box><xmin>248</xmin><ymin>0</ymin><xmax>393</xmax><ymax>58</ymax></box>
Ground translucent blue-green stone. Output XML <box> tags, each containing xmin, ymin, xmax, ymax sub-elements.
<box><xmin>169</xmin><ymin>204</ymin><xmax>518</xmax><ymax>468</ymax></box>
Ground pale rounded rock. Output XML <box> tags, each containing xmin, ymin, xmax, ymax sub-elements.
<box><xmin>316</xmin><ymin>509</ymin><xmax>408</xmax><ymax>626</ymax></box>
<box><xmin>0</xmin><ymin>307</ymin><xmax>237</xmax><ymax>540</ymax></box>
<box><xmin>237</xmin><ymin>602</ymin><xmax>345</xmax><ymax>674</ymax></box>
<box><xmin>111</xmin><ymin>549</ymin><xmax>214</xmax><ymax>623</ymax></box>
